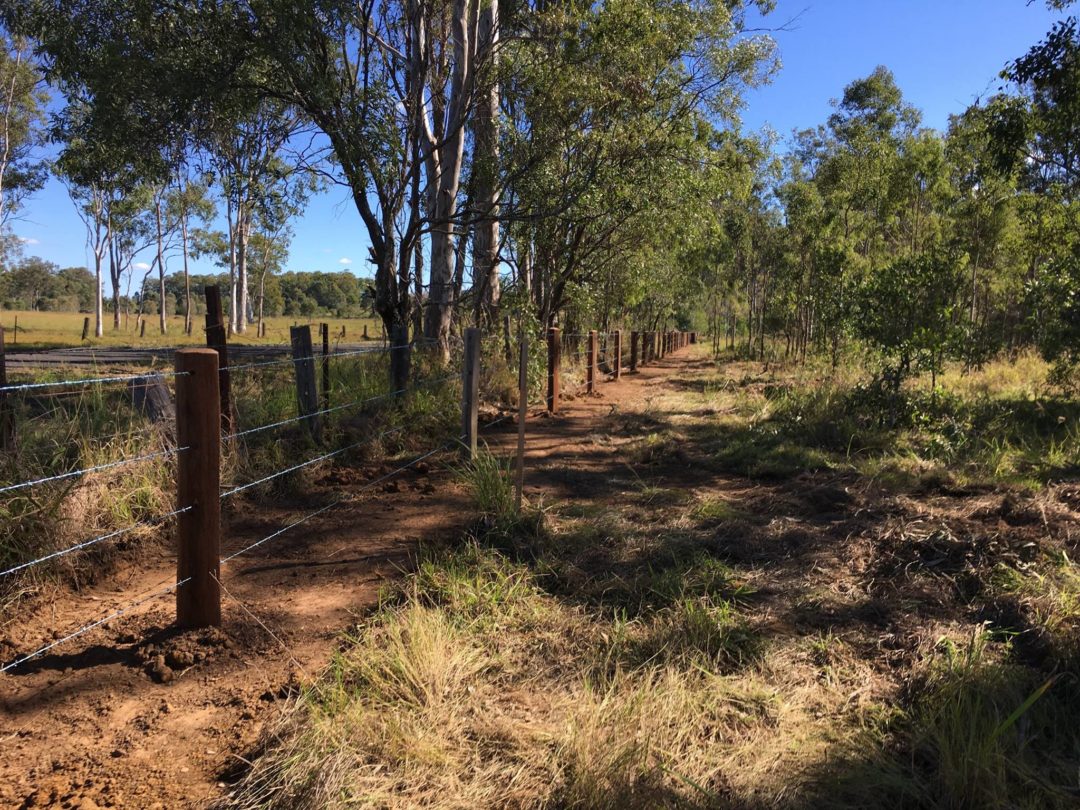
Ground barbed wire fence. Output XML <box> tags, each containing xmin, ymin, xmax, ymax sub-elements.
<box><xmin>0</xmin><ymin>295</ymin><xmax>696</xmax><ymax>674</ymax></box>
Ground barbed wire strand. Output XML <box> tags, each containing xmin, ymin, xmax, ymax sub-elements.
<box><xmin>0</xmin><ymin>507</ymin><xmax>192</xmax><ymax>580</ymax></box>
<box><xmin>223</xmin><ymin>374</ymin><xmax>460</xmax><ymax>442</ymax></box>
<box><xmin>221</xmin><ymin>435</ymin><xmax>463</xmax><ymax>564</ymax></box>
<box><xmin>221</xmin><ymin>340</ymin><xmax>440</xmax><ymax>374</ymax></box>
<box><xmin>0</xmin><ymin>370</ymin><xmax>189</xmax><ymax>395</ymax></box>
<box><xmin>0</xmin><ymin>577</ymin><xmax>191</xmax><ymax>674</ymax></box>
<box><xmin>219</xmin><ymin>427</ymin><xmax>405</xmax><ymax>500</ymax></box>
<box><xmin>0</xmin><ymin>447</ymin><xmax>188</xmax><ymax>496</ymax></box>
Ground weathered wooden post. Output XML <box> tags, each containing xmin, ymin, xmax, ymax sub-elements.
<box><xmin>515</xmin><ymin>330</ymin><xmax>528</xmax><ymax>512</ymax></box>
<box><xmin>203</xmin><ymin>285</ymin><xmax>233</xmax><ymax>433</ymax></box>
<box><xmin>290</xmin><ymin>325</ymin><xmax>321</xmax><ymax>442</ymax></box>
<box><xmin>175</xmin><ymin>348</ymin><xmax>221</xmax><ymax>629</ymax></box>
<box><xmin>362</xmin><ymin>323</ymin><xmax>369</xmax><ymax>341</ymax></box>
<box><xmin>0</xmin><ymin>327</ymin><xmax>15</xmax><ymax>450</ymax></box>
<box><xmin>547</xmin><ymin>326</ymin><xmax>560</xmax><ymax>414</ymax></box>
<box><xmin>130</xmin><ymin>373</ymin><xmax>175</xmax><ymax>426</ymax></box>
<box><xmin>503</xmin><ymin>313</ymin><xmax>513</xmax><ymax>366</ymax></box>
<box><xmin>390</xmin><ymin>324</ymin><xmax>410</xmax><ymax>395</ymax></box>
<box><xmin>630</xmin><ymin>331</ymin><xmax>639</xmax><ymax>372</ymax></box>
<box><xmin>613</xmin><ymin>330</ymin><xmax>622</xmax><ymax>381</ymax></box>
<box><xmin>320</xmin><ymin>322</ymin><xmax>331</xmax><ymax>414</ymax></box>
<box><xmin>82</xmin><ymin>317</ymin><xmax>90</xmax><ymax>342</ymax></box>
<box><xmin>462</xmin><ymin>327</ymin><xmax>480</xmax><ymax>458</ymax></box>
<box><xmin>586</xmin><ymin>330</ymin><xmax>597</xmax><ymax>394</ymax></box>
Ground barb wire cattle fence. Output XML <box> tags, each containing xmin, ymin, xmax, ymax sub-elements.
<box><xmin>0</xmin><ymin>301</ymin><xmax>695</xmax><ymax>674</ymax></box>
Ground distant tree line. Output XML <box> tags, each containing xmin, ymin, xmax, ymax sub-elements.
<box><xmin>0</xmin><ymin>256</ymin><xmax>374</xmax><ymax>320</ymax></box>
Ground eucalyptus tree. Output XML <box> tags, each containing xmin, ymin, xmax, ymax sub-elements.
<box><xmin>166</xmin><ymin>171</ymin><xmax>216</xmax><ymax>334</ymax></box>
<box><xmin>0</xmin><ymin>27</ymin><xmax>47</xmax><ymax>261</ymax></box>
<box><xmin>500</xmin><ymin>0</ymin><xmax>777</xmax><ymax>328</ymax></box>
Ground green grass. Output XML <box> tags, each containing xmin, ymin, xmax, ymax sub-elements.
<box><xmin>654</xmin><ymin>354</ymin><xmax>1080</xmax><ymax>490</ymax></box>
<box><xmin>214</xmin><ymin>346</ymin><xmax>1080</xmax><ymax>809</ymax></box>
<box><xmin>0</xmin><ymin>309</ymin><xmax>382</xmax><ymax>350</ymax></box>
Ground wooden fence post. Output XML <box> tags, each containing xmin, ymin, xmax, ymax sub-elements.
<box><xmin>613</xmin><ymin>330</ymin><xmax>622</xmax><ymax>381</ymax></box>
<box><xmin>547</xmin><ymin>326</ymin><xmax>560</xmax><ymax>414</ymax></box>
<box><xmin>203</xmin><ymin>285</ymin><xmax>233</xmax><ymax>433</ymax></box>
<box><xmin>503</xmin><ymin>313</ymin><xmax>513</xmax><ymax>366</ymax></box>
<box><xmin>390</xmin><ymin>323</ymin><xmax>410</xmax><ymax>395</ymax></box>
<box><xmin>82</xmin><ymin>317</ymin><xmax>90</xmax><ymax>341</ymax></box>
<box><xmin>587</xmin><ymin>330</ymin><xmax>597</xmax><ymax>394</ymax></box>
<box><xmin>320</xmin><ymin>322</ymin><xmax>331</xmax><ymax>414</ymax></box>
<box><xmin>515</xmin><ymin>330</ymin><xmax>527</xmax><ymax>512</ymax></box>
<box><xmin>0</xmin><ymin>327</ymin><xmax>15</xmax><ymax>450</ymax></box>
<box><xmin>140</xmin><ymin>319</ymin><xmax>146</xmax><ymax>338</ymax></box>
<box><xmin>290</xmin><ymin>325</ymin><xmax>321</xmax><ymax>442</ymax></box>
<box><xmin>175</xmin><ymin>348</ymin><xmax>221</xmax><ymax>629</ymax></box>
<box><xmin>363</xmin><ymin>323</ymin><xmax>369</xmax><ymax>341</ymax></box>
<box><xmin>462</xmin><ymin>327</ymin><xmax>480</xmax><ymax>458</ymax></box>
<box><xmin>630</xmin><ymin>331</ymin><xmax>639</xmax><ymax>372</ymax></box>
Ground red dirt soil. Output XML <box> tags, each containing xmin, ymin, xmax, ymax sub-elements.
<box><xmin>0</xmin><ymin>348</ymin><xmax>691</xmax><ymax>809</ymax></box>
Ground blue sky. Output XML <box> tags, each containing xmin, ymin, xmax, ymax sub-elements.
<box><xmin>9</xmin><ymin>0</ymin><xmax>1071</xmax><ymax>278</ymax></box>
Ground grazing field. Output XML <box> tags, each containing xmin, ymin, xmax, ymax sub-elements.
<box><xmin>0</xmin><ymin>310</ymin><xmax>384</xmax><ymax>350</ymax></box>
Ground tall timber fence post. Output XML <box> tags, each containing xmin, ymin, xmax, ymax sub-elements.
<box><xmin>390</xmin><ymin>324</ymin><xmax>410</xmax><ymax>396</ymax></box>
<box><xmin>630</xmin><ymin>331</ymin><xmax>639</xmax><ymax>373</ymax></box>
<box><xmin>0</xmin><ymin>326</ymin><xmax>14</xmax><ymax>450</ymax></box>
<box><xmin>204</xmin><ymin>285</ymin><xmax>233</xmax><ymax>433</ymax></box>
<box><xmin>291</xmin><ymin>325</ymin><xmax>321</xmax><ymax>442</ymax></box>
<box><xmin>175</xmin><ymin>349</ymin><xmax>221</xmax><ymax>629</ymax></box>
<box><xmin>515</xmin><ymin>329</ymin><xmax>528</xmax><ymax>512</ymax></box>
<box><xmin>320</xmin><ymin>322</ymin><xmax>331</xmax><ymax>414</ymax></box>
<box><xmin>613</xmin><ymin>330</ymin><xmax>622</xmax><ymax>381</ymax></box>
<box><xmin>462</xmin><ymin>327</ymin><xmax>480</xmax><ymax>458</ymax></box>
<box><xmin>547</xmin><ymin>326</ymin><xmax>560</xmax><ymax>414</ymax></box>
<box><xmin>82</xmin><ymin>317</ymin><xmax>90</xmax><ymax>342</ymax></box>
<box><xmin>587</xmin><ymin>330</ymin><xmax>597</xmax><ymax>394</ymax></box>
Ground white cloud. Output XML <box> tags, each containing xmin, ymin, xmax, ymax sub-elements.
<box><xmin>18</xmin><ymin>237</ymin><xmax>39</xmax><ymax>245</ymax></box>
<box><xmin>134</xmin><ymin>262</ymin><xmax>152</xmax><ymax>270</ymax></box>
<box><xmin>338</xmin><ymin>257</ymin><xmax>352</xmax><ymax>265</ymax></box>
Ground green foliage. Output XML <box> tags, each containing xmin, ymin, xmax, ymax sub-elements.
<box><xmin>855</xmin><ymin>254</ymin><xmax>965</xmax><ymax>390</ymax></box>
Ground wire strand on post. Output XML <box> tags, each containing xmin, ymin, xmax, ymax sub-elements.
<box><xmin>0</xmin><ymin>577</ymin><xmax>191</xmax><ymax>674</ymax></box>
<box><xmin>0</xmin><ymin>447</ymin><xmax>188</xmax><ymax>496</ymax></box>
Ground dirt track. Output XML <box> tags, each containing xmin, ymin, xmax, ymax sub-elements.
<box><xmin>0</xmin><ymin>348</ymin><xmax>693</xmax><ymax>809</ymax></box>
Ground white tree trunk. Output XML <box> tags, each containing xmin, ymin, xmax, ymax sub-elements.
<box><xmin>421</xmin><ymin>0</ymin><xmax>476</xmax><ymax>361</ymax></box>
<box><xmin>94</xmin><ymin>254</ymin><xmax>104</xmax><ymax>337</ymax></box>
<box><xmin>472</xmin><ymin>0</ymin><xmax>500</xmax><ymax>325</ymax></box>
<box><xmin>236</xmin><ymin>211</ymin><xmax>250</xmax><ymax>334</ymax></box>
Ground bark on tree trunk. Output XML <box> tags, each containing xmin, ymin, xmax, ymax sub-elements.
<box><xmin>155</xmin><ymin>196</ymin><xmax>167</xmax><ymax>334</ymax></box>
<box><xmin>236</xmin><ymin>211</ymin><xmax>250</xmax><ymax>334</ymax></box>
<box><xmin>181</xmin><ymin>212</ymin><xmax>192</xmax><ymax>335</ymax></box>
<box><xmin>471</xmin><ymin>0</ymin><xmax>500</xmax><ymax>327</ymax></box>
<box><xmin>94</xmin><ymin>254</ymin><xmax>104</xmax><ymax>338</ymax></box>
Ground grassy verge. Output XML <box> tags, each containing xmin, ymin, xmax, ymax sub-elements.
<box><xmin>0</xmin><ymin>311</ymin><xmax>382</xmax><ymax>350</ymax></box>
<box><xmin>640</xmin><ymin>352</ymin><xmax>1080</xmax><ymax>490</ymax></box>
<box><xmin>219</xmin><ymin>352</ymin><xmax>1080</xmax><ymax>807</ymax></box>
